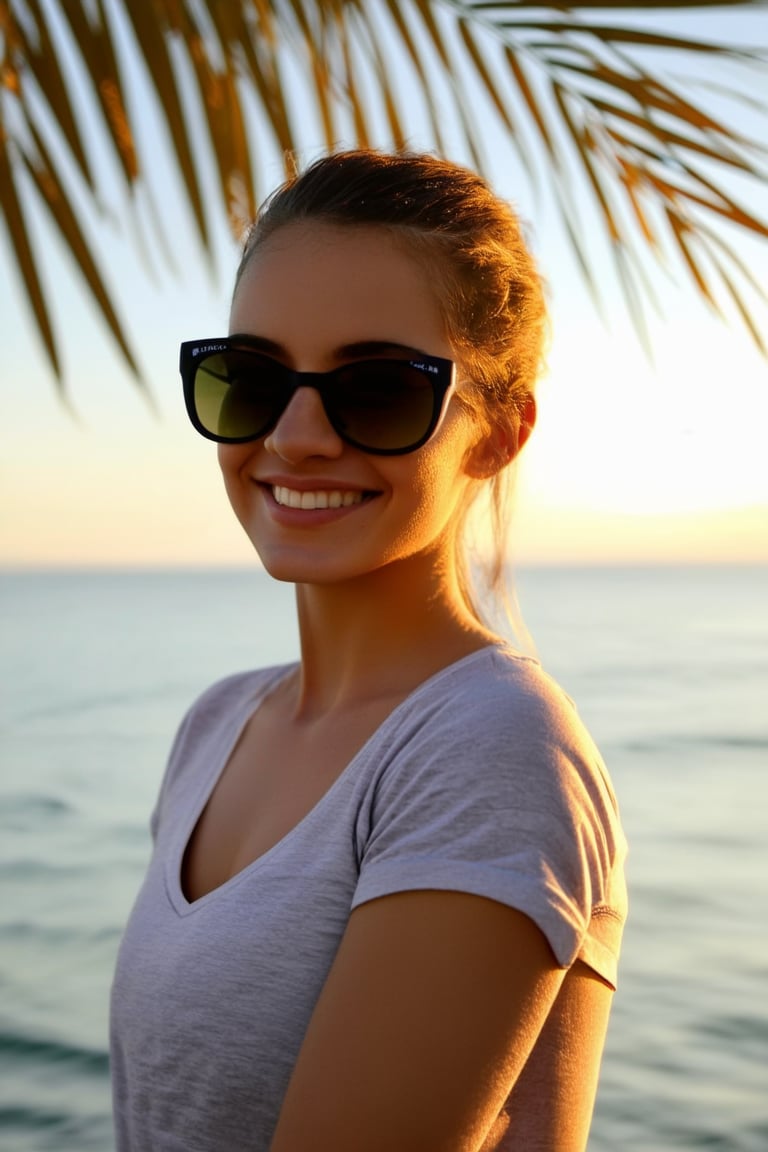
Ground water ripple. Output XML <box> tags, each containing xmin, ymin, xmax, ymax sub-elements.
<box><xmin>0</xmin><ymin>1031</ymin><xmax>109</xmax><ymax>1076</ymax></box>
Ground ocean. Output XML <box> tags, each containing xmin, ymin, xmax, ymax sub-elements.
<box><xmin>1</xmin><ymin>565</ymin><xmax>766</xmax><ymax>1151</ymax></box>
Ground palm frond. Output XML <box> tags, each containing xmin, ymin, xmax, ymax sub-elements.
<box><xmin>66</xmin><ymin>0</ymin><xmax>139</xmax><ymax>184</ymax></box>
<box><xmin>0</xmin><ymin>92</ymin><xmax>61</xmax><ymax>378</ymax></box>
<box><xmin>2</xmin><ymin>0</ymin><xmax>767</xmax><ymax>398</ymax></box>
<box><xmin>15</xmin><ymin>0</ymin><xmax>94</xmax><ymax>187</ymax></box>
<box><xmin>381</xmin><ymin>0</ymin><xmax>448</xmax><ymax>149</ymax></box>
<box><xmin>23</xmin><ymin>111</ymin><xmax>150</xmax><ymax>402</ymax></box>
<box><xmin>120</xmin><ymin>2</ymin><xmax>211</xmax><ymax>249</ymax></box>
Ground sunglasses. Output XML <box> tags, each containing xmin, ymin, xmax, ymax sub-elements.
<box><xmin>180</xmin><ymin>338</ymin><xmax>456</xmax><ymax>455</ymax></box>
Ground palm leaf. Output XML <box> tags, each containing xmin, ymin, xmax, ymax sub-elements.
<box><xmin>283</xmin><ymin>0</ymin><xmax>337</xmax><ymax>149</ymax></box>
<box><xmin>666</xmin><ymin>208</ymin><xmax>722</xmax><ymax>311</ymax></box>
<box><xmin>13</xmin><ymin>0</ymin><xmax>95</xmax><ymax>188</ymax></box>
<box><xmin>410</xmin><ymin>0</ymin><xmax>486</xmax><ymax>171</ymax></box>
<box><xmin>458</xmin><ymin>18</ymin><xmax>517</xmax><ymax>137</ymax></box>
<box><xmin>121</xmin><ymin>2</ymin><xmax>211</xmax><ymax>252</ymax></box>
<box><xmin>699</xmin><ymin>223</ymin><xmax>768</xmax><ymax>306</ymax></box>
<box><xmin>337</xmin><ymin>6</ymin><xmax>373</xmax><ymax>147</ymax></box>
<box><xmin>351</xmin><ymin>6</ymin><xmax>407</xmax><ymax>148</ymax></box>
<box><xmin>176</xmin><ymin>16</ymin><xmax>258</xmax><ymax>234</ymax></box>
<box><xmin>0</xmin><ymin>103</ymin><xmax>61</xmax><ymax>380</ymax></box>
<box><xmin>715</xmin><ymin>263</ymin><xmax>768</xmax><ymax>358</ymax></box>
<box><xmin>381</xmin><ymin>0</ymin><xmax>448</xmax><ymax>150</ymax></box>
<box><xmin>3</xmin><ymin>0</ymin><xmax>768</xmax><ymax>399</ymax></box>
<box><xmin>60</xmin><ymin>0</ymin><xmax>139</xmax><ymax>184</ymax></box>
<box><xmin>617</xmin><ymin>159</ymin><xmax>659</xmax><ymax>250</ymax></box>
<box><xmin>214</xmin><ymin>2</ymin><xmax>296</xmax><ymax>157</ymax></box>
<box><xmin>24</xmin><ymin>117</ymin><xmax>150</xmax><ymax>399</ymax></box>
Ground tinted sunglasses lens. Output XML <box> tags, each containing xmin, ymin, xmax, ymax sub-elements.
<box><xmin>332</xmin><ymin>362</ymin><xmax>439</xmax><ymax>452</ymax></box>
<box><xmin>193</xmin><ymin>351</ymin><xmax>285</xmax><ymax>440</ymax></box>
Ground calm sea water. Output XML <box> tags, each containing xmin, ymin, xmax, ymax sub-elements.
<box><xmin>1</xmin><ymin>566</ymin><xmax>766</xmax><ymax>1152</ymax></box>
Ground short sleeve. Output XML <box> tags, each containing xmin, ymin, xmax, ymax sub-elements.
<box><xmin>351</xmin><ymin>650</ymin><xmax>627</xmax><ymax>988</ymax></box>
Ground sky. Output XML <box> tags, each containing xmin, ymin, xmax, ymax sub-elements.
<box><xmin>2</xmin><ymin>5</ymin><xmax>767</xmax><ymax>568</ymax></box>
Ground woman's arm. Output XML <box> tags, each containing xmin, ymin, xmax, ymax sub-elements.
<box><xmin>269</xmin><ymin>889</ymin><xmax>611</xmax><ymax>1152</ymax></box>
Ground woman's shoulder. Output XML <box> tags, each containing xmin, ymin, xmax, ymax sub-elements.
<box><xmin>379</xmin><ymin>643</ymin><xmax>618</xmax><ymax>815</ymax></box>
<box><xmin>402</xmin><ymin>643</ymin><xmax>587</xmax><ymax>743</ymax></box>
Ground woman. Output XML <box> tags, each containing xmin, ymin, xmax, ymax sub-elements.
<box><xmin>111</xmin><ymin>150</ymin><xmax>627</xmax><ymax>1151</ymax></box>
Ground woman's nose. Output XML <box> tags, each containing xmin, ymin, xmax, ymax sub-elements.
<box><xmin>264</xmin><ymin>386</ymin><xmax>344</xmax><ymax>462</ymax></box>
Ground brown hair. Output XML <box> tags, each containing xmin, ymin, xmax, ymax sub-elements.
<box><xmin>236</xmin><ymin>150</ymin><xmax>547</xmax><ymax>635</ymax></box>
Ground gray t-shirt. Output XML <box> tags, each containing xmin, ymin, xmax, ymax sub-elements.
<box><xmin>110</xmin><ymin>645</ymin><xmax>627</xmax><ymax>1151</ymax></box>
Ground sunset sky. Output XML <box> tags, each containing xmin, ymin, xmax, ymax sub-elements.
<box><xmin>3</xmin><ymin>7</ymin><xmax>767</xmax><ymax>568</ymax></box>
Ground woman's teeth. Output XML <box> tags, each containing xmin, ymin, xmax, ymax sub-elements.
<box><xmin>272</xmin><ymin>486</ymin><xmax>364</xmax><ymax>510</ymax></box>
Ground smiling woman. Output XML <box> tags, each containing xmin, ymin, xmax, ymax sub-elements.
<box><xmin>110</xmin><ymin>150</ymin><xmax>627</xmax><ymax>1152</ymax></box>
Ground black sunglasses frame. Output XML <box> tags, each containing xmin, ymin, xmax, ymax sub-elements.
<box><xmin>179</xmin><ymin>338</ymin><xmax>456</xmax><ymax>456</ymax></box>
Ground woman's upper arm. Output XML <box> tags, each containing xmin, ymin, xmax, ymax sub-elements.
<box><xmin>269</xmin><ymin>889</ymin><xmax>568</xmax><ymax>1152</ymax></box>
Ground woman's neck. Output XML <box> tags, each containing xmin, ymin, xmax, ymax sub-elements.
<box><xmin>288</xmin><ymin>553</ymin><xmax>498</xmax><ymax>720</ymax></box>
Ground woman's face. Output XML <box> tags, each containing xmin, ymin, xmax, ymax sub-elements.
<box><xmin>220</xmin><ymin>222</ymin><xmax>486</xmax><ymax>588</ymax></box>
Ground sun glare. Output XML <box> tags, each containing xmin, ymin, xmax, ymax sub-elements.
<box><xmin>522</xmin><ymin>301</ymin><xmax>768</xmax><ymax>520</ymax></box>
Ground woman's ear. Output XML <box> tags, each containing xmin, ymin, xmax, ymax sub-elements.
<box><xmin>465</xmin><ymin>394</ymin><xmax>536</xmax><ymax>479</ymax></box>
